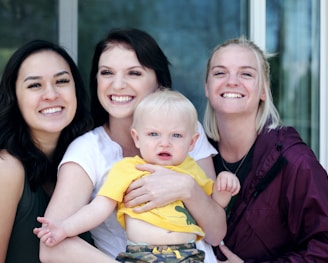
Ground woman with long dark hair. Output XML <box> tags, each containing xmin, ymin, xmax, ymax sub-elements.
<box><xmin>0</xmin><ymin>39</ymin><xmax>92</xmax><ymax>262</ymax></box>
<box><xmin>36</xmin><ymin>28</ymin><xmax>223</xmax><ymax>263</ymax></box>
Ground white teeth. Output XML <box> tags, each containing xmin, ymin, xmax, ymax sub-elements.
<box><xmin>222</xmin><ymin>93</ymin><xmax>242</xmax><ymax>98</ymax></box>
<box><xmin>41</xmin><ymin>107</ymin><xmax>62</xmax><ymax>114</ymax></box>
<box><xmin>111</xmin><ymin>95</ymin><xmax>132</xmax><ymax>102</ymax></box>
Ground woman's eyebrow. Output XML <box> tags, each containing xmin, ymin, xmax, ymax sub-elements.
<box><xmin>23</xmin><ymin>71</ymin><xmax>70</xmax><ymax>82</ymax></box>
<box><xmin>24</xmin><ymin>75</ymin><xmax>41</xmax><ymax>82</ymax></box>
<box><xmin>54</xmin><ymin>70</ymin><xmax>70</xmax><ymax>77</ymax></box>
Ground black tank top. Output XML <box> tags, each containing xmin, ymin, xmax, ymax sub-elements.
<box><xmin>6</xmin><ymin>173</ymin><xmax>49</xmax><ymax>263</ymax></box>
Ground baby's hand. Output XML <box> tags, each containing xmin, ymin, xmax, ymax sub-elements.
<box><xmin>216</xmin><ymin>171</ymin><xmax>240</xmax><ymax>196</ymax></box>
<box><xmin>33</xmin><ymin>216</ymin><xmax>67</xmax><ymax>247</ymax></box>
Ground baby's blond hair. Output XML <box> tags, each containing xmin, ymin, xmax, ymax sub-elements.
<box><xmin>132</xmin><ymin>89</ymin><xmax>198</xmax><ymax>133</ymax></box>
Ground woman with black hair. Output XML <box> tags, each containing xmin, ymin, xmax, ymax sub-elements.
<box><xmin>0</xmin><ymin>39</ymin><xmax>92</xmax><ymax>263</ymax></box>
<box><xmin>36</xmin><ymin>28</ymin><xmax>223</xmax><ymax>263</ymax></box>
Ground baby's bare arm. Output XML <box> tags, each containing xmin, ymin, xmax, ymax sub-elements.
<box><xmin>35</xmin><ymin>195</ymin><xmax>117</xmax><ymax>247</ymax></box>
<box><xmin>36</xmin><ymin>216</ymin><xmax>67</xmax><ymax>246</ymax></box>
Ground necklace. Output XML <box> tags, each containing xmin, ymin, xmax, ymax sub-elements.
<box><xmin>220</xmin><ymin>151</ymin><xmax>249</xmax><ymax>175</ymax></box>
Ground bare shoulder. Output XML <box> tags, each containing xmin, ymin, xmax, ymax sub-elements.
<box><xmin>0</xmin><ymin>149</ymin><xmax>25</xmax><ymax>192</ymax></box>
<box><xmin>0</xmin><ymin>149</ymin><xmax>24</xmax><ymax>172</ymax></box>
<box><xmin>0</xmin><ymin>150</ymin><xmax>25</xmax><ymax>256</ymax></box>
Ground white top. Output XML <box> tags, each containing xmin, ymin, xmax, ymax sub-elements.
<box><xmin>60</xmin><ymin>122</ymin><xmax>218</xmax><ymax>262</ymax></box>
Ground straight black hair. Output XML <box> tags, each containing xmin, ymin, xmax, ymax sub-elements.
<box><xmin>0</xmin><ymin>39</ymin><xmax>93</xmax><ymax>190</ymax></box>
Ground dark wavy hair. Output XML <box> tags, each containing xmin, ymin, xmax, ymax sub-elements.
<box><xmin>0</xmin><ymin>40</ymin><xmax>93</xmax><ymax>191</ymax></box>
<box><xmin>89</xmin><ymin>28</ymin><xmax>172</xmax><ymax>127</ymax></box>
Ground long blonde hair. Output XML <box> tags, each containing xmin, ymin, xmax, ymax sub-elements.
<box><xmin>203</xmin><ymin>36</ymin><xmax>281</xmax><ymax>141</ymax></box>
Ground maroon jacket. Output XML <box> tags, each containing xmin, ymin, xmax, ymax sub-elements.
<box><xmin>212</xmin><ymin>127</ymin><xmax>328</xmax><ymax>262</ymax></box>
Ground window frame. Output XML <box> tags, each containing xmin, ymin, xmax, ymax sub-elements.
<box><xmin>58</xmin><ymin>0</ymin><xmax>328</xmax><ymax>169</ymax></box>
<box><xmin>59</xmin><ymin>0</ymin><xmax>78</xmax><ymax>62</ymax></box>
<box><xmin>320</xmin><ymin>0</ymin><xmax>328</xmax><ymax>170</ymax></box>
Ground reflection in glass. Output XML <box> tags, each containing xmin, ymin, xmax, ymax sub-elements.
<box><xmin>266</xmin><ymin>0</ymin><xmax>320</xmax><ymax>156</ymax></box>
<box><xmin>0</xmin><ymin>0</ymin><xmax>58</xmax><ymax>76</ymax></box>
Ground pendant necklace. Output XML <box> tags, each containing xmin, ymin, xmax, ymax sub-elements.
<box><xmin>221</xmin><ymin>151</ymin><xmax>249</xmax><ymax>176</ymax></box>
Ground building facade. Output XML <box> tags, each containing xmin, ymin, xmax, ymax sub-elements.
<box><xmin>1</xmin><ymin>0</ymin><xmax>327</xmax><ymax>169</ymax></box>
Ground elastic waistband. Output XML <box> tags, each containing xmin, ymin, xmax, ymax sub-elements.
<box><xmin>126</xmin><ymin>242</ymin><xmax>196</xmax><ymax>253</ymax></box>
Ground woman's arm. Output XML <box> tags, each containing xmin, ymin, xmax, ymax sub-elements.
<box><xmin>197</xmin><ymin>156</ymin><xmax>216</xmax><ymax>180</ymax></box>
<box><xmin>43</xmin><ymin>163</ymin><xmax>93</xmax><ymax>220</ymax></box>
<box><xmin>124</xmin><ymin>157</ymin><xmax>226</xmax><ymax>246</ymax></box>
<box><xmin>37</xmin><ymin>162</ymin><xmax>118</xmax><ymax>263</ymax></box>
<box><xmin>40</xmin><ymin>236</ymin><xmax>119</xmax><ymax>263</ymax></box>
<box><xmin>180</xmin><ymin>168</ymin><xmax>227</xmax><ymax>246</ymax></box>
<box><xmin>0</xmin><ymin>152</ymin><xmax>24</xmax><ymax>263</ymax></box>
